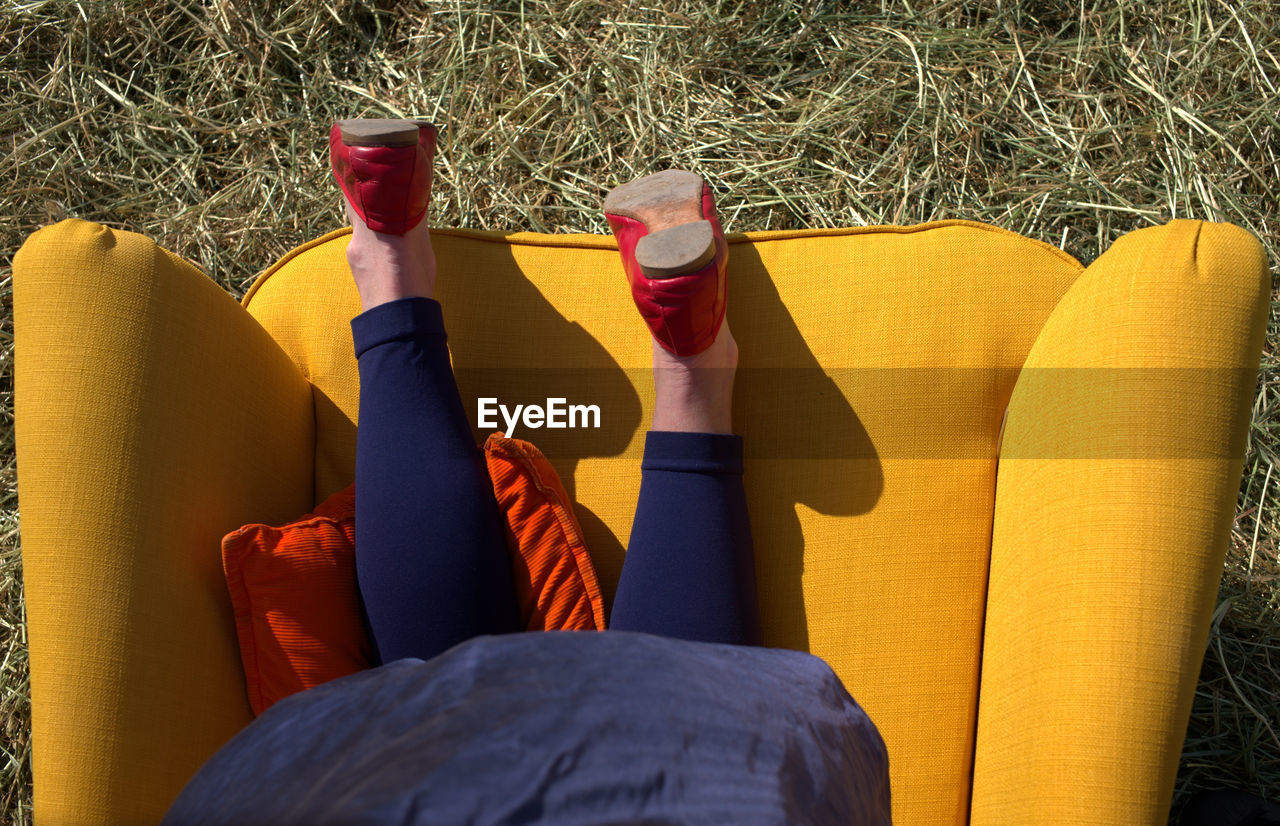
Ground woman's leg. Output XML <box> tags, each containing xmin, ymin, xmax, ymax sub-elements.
<box><xmin>346</xmin><ymin>202</ymin><xmax>520</xmax><ymax>665</ymax></box>
<box><xmin>609</xmin><ymin>323</ymin><xmax>763</xmax><ymax>646</ymax></box>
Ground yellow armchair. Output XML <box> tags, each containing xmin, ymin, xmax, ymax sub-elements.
<box><xmin>13</xmin><ymin>216</ymin><xmax>1268</xmax><ymax>825</ymax></box>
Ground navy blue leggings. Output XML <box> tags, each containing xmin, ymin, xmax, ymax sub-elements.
<box><xmin>352</xmin><ymin>297</ymin><xmax>761</xmax><ymax>665</ymax></box>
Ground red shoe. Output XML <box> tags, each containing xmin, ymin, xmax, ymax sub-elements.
<box><xmin>329</xmin><ymin>118</ymin><xmax>436</xmax><ymax>235</ymax></box>
<box><xmin>603</xmin><ymin>170</ymin><xmax>728</xmax><ymax>357</ymax></box>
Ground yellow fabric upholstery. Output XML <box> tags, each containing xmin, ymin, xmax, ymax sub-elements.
<box><xmin>973</xmin><ymin>220</ymin><xmax>1270</xmax><ymax>825</ymax></box>
<box><xmin>13</xmin><ymin>220</ymin><xmax>312</xmax><ymax>825</ymax></box>
<box><xmin>13</xmin><ymin>216</ymin><xmax>1268</xmax><ymax>825</ymax></box>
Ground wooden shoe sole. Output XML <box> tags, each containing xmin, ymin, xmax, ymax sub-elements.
<box><xmin>337</xmin><ymin>118</ymin><xmax>430</xmax><ymax>147</ymax></box>
<box><xmin>603</xmin><ymin>170</ymin><xmax>716</xmax><ymax>279</ymax></box>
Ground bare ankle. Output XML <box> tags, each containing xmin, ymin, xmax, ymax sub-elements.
<box><xmin>650</xmin><ymin>323</ymin><xmax>738</xmax><ymax>434</ymax></box>
<box><xmin>346</xmin><ymin>206</ymin><xmax>437</xmax><ymax>310</ymax></box>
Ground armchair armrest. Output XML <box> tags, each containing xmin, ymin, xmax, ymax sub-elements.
<box><xmin>14</xmin><ymin>219</ymin><xmax>316</xmax><ymax>824</ymax></box>
<box><xmin>972</xmin><ymin>219</ymin><xmax>1270</xmax><ymax>825</ymax></box>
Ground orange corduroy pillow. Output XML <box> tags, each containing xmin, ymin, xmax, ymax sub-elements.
<box><xmin>222</xmin><ymin>433</ymin><xmax>607</xmax><ymax>716</ymax></box>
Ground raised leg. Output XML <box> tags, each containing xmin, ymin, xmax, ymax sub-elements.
<box><xmin>347</xmin><ymin>204</ymin><xmax>520</xmax><ymax>664</ymax></box>
<box><xmin>609</xmin><ymin>324</ymin><xmax>764</xmax><ymax>645</ymax></box>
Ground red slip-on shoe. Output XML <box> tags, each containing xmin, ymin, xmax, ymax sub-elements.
<box><xmin>603</xmin><ymin>170</ymin><xmax>729</xmax><ymax>357</ymax></box>
<box><xmin>329</xmin><ymin>118</ymin><xmax>437</xmax><ymax>235</ymax></box>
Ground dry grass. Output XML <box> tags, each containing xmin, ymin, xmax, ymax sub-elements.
<box><xmin>1</xmin><ymin>0</ymin><xmax>1277</xmax><ymax>822</ymax></box>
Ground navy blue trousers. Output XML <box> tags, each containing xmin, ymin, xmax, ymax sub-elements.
<box><xmin>352</xmin><ymin>297</ymin><xmax>762</xmax><ymax>665</ymax></box>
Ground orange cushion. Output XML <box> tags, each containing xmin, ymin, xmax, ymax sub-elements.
<box><xmin>484</xmin><ymin>433</ymin><xmax>606</xmax><ymax>632</ymax></box>
<box><xmin>222</xmin><ymin>434</ymin><xmax>607</xmax><ymax>716</ymax></box>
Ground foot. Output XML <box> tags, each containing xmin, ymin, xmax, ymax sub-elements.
<box><xmin>651</xmin><ymin>319</ymin><xmax>738</xmax><ymax>435</ymax></box>
<box><xmin>603</xmin><ymin>170</ymin><xmax>737</xmax><ymax>432</ymax></box>
<box><xmin>329</xmin><ymin>119</ymin><xmax>439</xmax><ymax>311</ymax></box>
<box><xmin>603</xmin><ymin>170</ymin><xmax>729</xmax><ymax>357</ymax></box>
